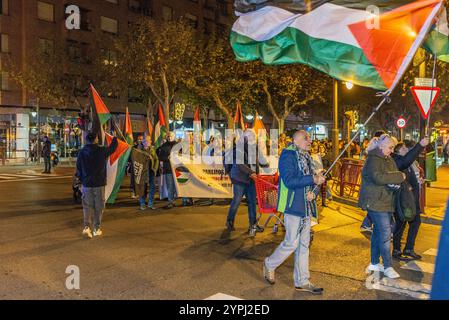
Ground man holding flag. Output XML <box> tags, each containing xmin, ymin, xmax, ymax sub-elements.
<box><xmin>76</xmin><ymin>131</ymin><xmax>118</xmax><ymax>238</ymax></box>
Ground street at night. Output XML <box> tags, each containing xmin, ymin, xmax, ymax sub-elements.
<box><xmin>0</xmin><ymin>164</ymin><xmax>445</xmax><ymax>300</ymax></box>
<box><xmin>2</xmin><ymin>0</ymin><xmax>449</xmax><ymax>312</ymax></box>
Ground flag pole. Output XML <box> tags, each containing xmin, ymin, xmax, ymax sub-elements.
<box><xmin>312</xmin><ymin>93</ymin><xmax>390</xmax><ymax>193</ymax></box>
<box><xmin>426</xmin><ymin>52</ymin><xmax>438</xmax><ymax>136</ymax></box>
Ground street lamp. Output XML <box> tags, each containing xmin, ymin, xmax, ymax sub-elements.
<box><xmin>345</xmin><ymin>81</ymin><xmax>354</xmax><ymax>90</ymax></box>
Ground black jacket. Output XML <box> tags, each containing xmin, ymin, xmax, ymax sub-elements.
<box><xmin>156</xmin><ymin>141</ymin><xmax>178</xmax><ymax>174</ymax></box>
<box><xmin>392</xmin><ymin>143</ymin><xmax>424</xmax><ymax>214</ymax></box>
<box><xmin>42</xmin><ymin>140</ymin><xmax>51</xmax><ymax>157</ymax></box>
<box><xmin>76</xmin><ymin>138</ymin><xmax>118</xmax><ymax>188</ymax></box>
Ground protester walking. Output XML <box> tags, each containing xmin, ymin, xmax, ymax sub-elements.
<box><xmin>76</xmin><ymin>132</ymin><xmax>118</xmax><ymax>238</ymax></box>
<box><xmin>358</xmin><ymin>134</ymin><xmax>406</xmax><ymax>279</ymax></box>
<box><xmin>263</xmin><ymin>130</ymin><xmax>326</xmax><ymax>294</ymax></box>
<box><xmin>225</xmin><ymin>129</ymin><xmax>266</xmax><ymax>236</ymax></box>
<box><xmin>42</xmin><ymin>136</ymin><xmax>52</xmax><ymax>173</ymax></box>
<box><xmin>392</xmin><ymin>138</ymin><xmax>429</xmax><ymax>261</ymax></box>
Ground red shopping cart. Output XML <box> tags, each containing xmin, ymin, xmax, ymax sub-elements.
<box><xmin>255</xmin><ymin>174</ymin><xmax>284</xmax><ymax>233</ymax></box>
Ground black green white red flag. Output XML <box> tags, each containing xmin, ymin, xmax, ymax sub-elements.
<box><xmin>231</xmin><ymin>0</ymin><xmax>446</xmax><ymax>91</ymax></box>
<box><xmin>153</xmin><ymin>104</ymin><xmax>167</xmax><ymax>149</ymax></box>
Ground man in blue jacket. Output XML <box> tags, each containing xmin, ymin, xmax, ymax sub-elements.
<box><xmin>225</xmin><ymin>130</ymin><xmax>266</xmax><ymax>236</ymax></box>
<box><xmin>263</xmin><ymin>130</ymin><xmax>325</xmax><ymax>294</ymax></box>
<box><xmin>76</xmin><ymin>132</ymin><xmax>118</xmax><ymax>238</ymax></box>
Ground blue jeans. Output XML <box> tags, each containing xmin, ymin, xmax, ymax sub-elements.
<box><xmin>139</xmin><ymin>172</ymin><xmax>156</xmax><ymax>206</ymax></box>
<box><xmin>165</xmin><ymin>173</ymin><xmax>175</xmax><ymax>203</ymax></box>
<box><xmin>226</xmin><ymin>181</ymin><xmax>257</xmax><ymax>226</ymax></box>
<box><xmin>368</xmin><ymin>210</ymin><xmax>393</xmax><ymax>269</ymax></box>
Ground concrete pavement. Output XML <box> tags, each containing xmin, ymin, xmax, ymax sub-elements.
<box><xmin>0</xmin><ymin>166</ymin><xmax>443</xmax><ymax>300</ymax></box>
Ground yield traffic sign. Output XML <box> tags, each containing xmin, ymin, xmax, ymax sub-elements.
<box><xmin>410</xmin><ymin>86</ymin><xmax>440</xmax><ymax>120</ymax></box>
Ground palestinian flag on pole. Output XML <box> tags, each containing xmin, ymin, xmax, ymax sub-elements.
<box><xmin>231</xmin><ymin>0</ymin><xmax>445</xmax><ymax>91</ymax></box>
<box><xmin>124</xmin><ymin>107</ymin><xmax>134</xmax><ymax>145</ymax></box>
<box><xmin>153</xmin><ymin>104</ymin><xmax>167</xmax><ymax>149</ymax></box>
<box><xmin>104</xmin><ymin>133</ymin><xmax>132</xmax><ymax>204</ymax></box>
<box><xmin>89</xmin><ymin>84</ymin><xmax>112</xmax><ymax>145</ymax></box>
<box><xmin>234</xmin><ymin>100</ymin><xmax>245</xmax><ymax>129</ymax></box>
<box><xmin>193</xmin><ymin>106</ymin><xmax>202</xmax><ymax>133</ymax></box>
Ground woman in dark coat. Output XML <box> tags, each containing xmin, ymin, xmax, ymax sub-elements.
<box><xmin>358</xmin><ymin>134</ymin><xmax>406</xmax><ymax>279</ymax></box>
<box><xmin>391</xmin><ymin>137</ymin><xmax>429</xmax><ymax>260</ymax></box>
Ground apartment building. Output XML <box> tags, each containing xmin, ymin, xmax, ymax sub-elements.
<box><xmin>0</xmin><ymin>0</ymin><xmax>234</xmax><ymax>159</ymax></box>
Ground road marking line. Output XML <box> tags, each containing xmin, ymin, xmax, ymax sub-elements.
<box><xmin>400</xmin><ymin>261</ymin><xmax>435</xmax><ymax>274</ymax></box>
<box><xmin>366</xmin><ymin>274</ymin><xmax>429</xmax><ymax>300</ymax></box>
<box><xmin>423</xmin><ymin>248</ymin><xmax>438</xmax><ymax>256</ymax></box>
<box><xmin>205</xmin><ymin>293</ymin><xmax>243</xmax><ymax>300</ymax></box>
<box><xmin>0</xmin><ymin>174</ymin><xmax>40</xmax><ymax>178</ymax></box>
<box><xmin>0</xmin><ymin>175</ymin><xmax>72</xmax><ymax>183</ymax></box>
<box><xmin>0</xmin><ymin>176</ymin><xmax>16</xmax><ymax>180</ymax></box>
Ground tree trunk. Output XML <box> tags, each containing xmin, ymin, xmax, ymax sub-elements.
<box><xmin>213</xmin><ymin>95</ymin><xmax>233</xmax><ymax>129</ymax></box>
<box><xmin>278</xmin><ymin>118</ymin><xmax>285</xmax><ymax>134</ymax></box>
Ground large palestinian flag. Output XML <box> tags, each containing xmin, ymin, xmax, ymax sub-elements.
<box><xmin>231</xmin><ymin>0</ymin><xmax>445</xmax><ymax>91</ymax></box>
<box><xmin>424</xmin><ymin>8</ymin><xmax>449</xmax><ymax>62</ymax></box>
<box><xmin>105</xmin><ymin>133</ymin><xmax>132</xmax><ymax>204</ymax></box>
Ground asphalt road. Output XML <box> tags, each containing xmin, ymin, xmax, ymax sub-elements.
<box><xmin>0</xmin><ymin>166</ymin><xmax>444</xmax><ymax>300</ymax></box>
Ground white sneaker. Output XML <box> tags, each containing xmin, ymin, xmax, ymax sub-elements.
<box><xmin>383</xmin><ymin>267</ymin><xmax>400</xmax><ymax>279</ymax></box>
<box><xmin>93</xmin><ymin>228</ymin><xmax>103</xmax><ymax>237</ymax></box>
<box><xmin>82</xmin><ymin>227</ymin><xmax>93</xmax><ymax>239</ymax></box>
<box><xmin>366</xmin><ymin>263</ymin><xmax>384</xmax><ymax>274</ymax></box>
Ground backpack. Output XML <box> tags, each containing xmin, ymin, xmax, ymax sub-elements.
<box><xmin>394</xmin><ymin>180</ymin><xmax>417</xmax><ymax>222</ymax></box>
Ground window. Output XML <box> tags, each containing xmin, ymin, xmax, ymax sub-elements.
<box><xmin>204</xmin><ymin>0</ymin><xmax>214</xmax><ymax>10</ymax></box>
<box><xmin>185</xmin><ymin>13</ymin><xmax>198</xmax><ymax>29</ymax></box>
<box><xmin>102</xmin><ymin>49</ymin><xmax>117</xmax><ymax>66</ymax></box>
<box><xmin>37</xmin><ymin>1</ymin><xmax>55</xmax><ymax>22</ymax></box>
<box><xmin>101</xmin><ymin>16</ymin><xmax>119</xmax><ymax>34</ymax></box>
<box><xmin>217</xmin><ymin>0</ymin><xmax>229</xmax><ymax>16</ymax></box>
<box><xmin>39</xmin><ymin>38</ymin><xmax>54</xmax><ymax>55</ymax></box>
<box><xmin>1</xmin><ymin>0</ymin><xmax>9</xmax><ymax>15</ymax></box>
<box><xmin>67</xmin><ymin>40</ymin><xmax>89</xmax><ymax>63</ymax></box>
<box><xmin>1</xmin><ymin>34</ymin><xmax>8</xmax><ymax>53</ymax></box>
<box><xmin>162</xmin><ymin>6</ymin><xmax>173</xmax><ymax>21</ymax></box>
<box><xmin>1</xmin><ymin>71</ymin><xmax>9</xmax><ymax>91</ymax></box>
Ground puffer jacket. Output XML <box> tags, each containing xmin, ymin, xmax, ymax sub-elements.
<box><xmin>358</xmin><ymin>147</ymin><xmax>405</xmax><ymax>213</ymax></box>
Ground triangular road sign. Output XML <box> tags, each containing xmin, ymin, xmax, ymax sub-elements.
<box><xmin>410</xmin><ymin>86</ymin><xmax>440</xmax><ymax>120</ymax></box>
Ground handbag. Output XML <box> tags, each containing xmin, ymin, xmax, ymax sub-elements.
<box><xmin>394</xmin><ymin>180</ymin><xmax>417</xmax><ymax>222</ymax></box>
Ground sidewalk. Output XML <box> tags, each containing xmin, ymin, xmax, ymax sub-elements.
<box><xmin>332</xmin><ymin>165</ymin><xmax>449</xmax><ymax>226</ymax></box>
<box><xmin>422</xmin><ymin>164</ymin><xmax>449</xmax><ymax>225</ymax></box>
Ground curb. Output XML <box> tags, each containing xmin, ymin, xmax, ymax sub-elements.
<box><xmin>332</xmin><ymin>195</ymin><xmax>443</xmax><ymax>227</ymax></box>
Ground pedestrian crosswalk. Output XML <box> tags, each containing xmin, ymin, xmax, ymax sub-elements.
<box><xmin>0</xmin><ymin>172</ymin><xmax>72</xmax><ymax>183</ymax></box>
<box><xmin>366</xmin><ymin>249</ymin><xmax>437</xmax><ymax>299</ymax></box>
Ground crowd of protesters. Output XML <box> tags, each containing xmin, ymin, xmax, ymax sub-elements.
<box><xmin>73</xmin><ymin>126</ymin><xmax>437</xmax><ymax>294</ymax></box>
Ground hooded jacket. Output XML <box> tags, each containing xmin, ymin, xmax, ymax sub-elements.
<box><xmin>358</xmin><ymin>147</ymin><xmax>404</xmax><ymax>213</ymax></box>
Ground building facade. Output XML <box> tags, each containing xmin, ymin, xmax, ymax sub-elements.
<box><xmin>0</xmin><ymin>0</ymin><xmax>234</xmax><ymax>160</ymax></box>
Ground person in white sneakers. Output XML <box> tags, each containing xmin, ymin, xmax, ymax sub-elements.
<box><xmin>76</xmin><ymin>132</ymin><xmax>118</xmax><ymax>238</ymax></box>
<box><xmin>358</xmin><ymin>134</ymin><xmax>406</xmax><ymax>279</ymax></box>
